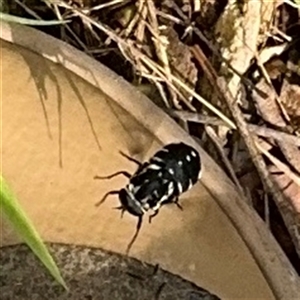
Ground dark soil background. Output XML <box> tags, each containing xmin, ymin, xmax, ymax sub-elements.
<box><xmin>0</xmin><ymin>244</ymin><xmax>220</xmax><ymax>300</ymax></box>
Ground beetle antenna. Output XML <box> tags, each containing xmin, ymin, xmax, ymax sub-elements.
<box><xmin>126</xmin><ymin>216</ymin><xmax>143</xmax><ymax>254</ymax></box>
<box><xmin>95</xmin><ymin>190</ymin><xmax>120</xmax><ymax>207</ymax></box>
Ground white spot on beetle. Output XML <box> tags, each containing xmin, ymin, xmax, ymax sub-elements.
<box><xmin>168</xmin><ymin>182</ymin><xmax>174</xmax><ymax>195</ymax></box>
<box><xmin>152</xmin><ymin>156</ymin><xmax>163</xmax><ymax>163</ymax></box>
<box><xmin>186</xmin><ymin>155</ymin><xmax>191</xmax><ymax>162</ymax></box>
<box><xmin>157</xmin><ymin>195</ymin><xmax>168</xmax><ymax>206</ymax></box>
<box><xmin>148</xmin><ymin>163</ymin><xmax>161</xmax><ymax>170</ymax></box>
<box><xmin>153</xmin><ymin>202</ymin><xmax>162</xmax><ymax>210</ymax></box>
<box><xmin>191</xmin><ymin>151</ymin><xmax>197</xmax><ymax>157</ymax></box>
<box><xmin>143</xmin><ymin>203</ymin><xmax>150</xmax><ymax>210</ymax></box>
<box><xmin>168</xmin><ymin>168</ymin><xmax>175</xmax><ymax>175</ymax></box>
<box><xmin>198</xmin><ymin>169</ymin><xmax>202</xmax><ymax>180</ymax></box>
<box><xmin>177</xmin><ymin>182</ymin><xmax>183</xmax><ymax>194</ymax></box>
<box><xmin>178</xmin><ymin>160</ymin><xmax>183</xmax><ymax>166</ymax></box>
<box><xmin>128</xmin><ymin>183</ymin><xmax>134</xmax><ymax>191</ymax></box>
<box><xmin>188</xmin><ymin>179</ymin><xmax>193</xmax><ymax>190</ymax></box>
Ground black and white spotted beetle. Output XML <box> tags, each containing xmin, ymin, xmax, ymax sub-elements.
<box><xmin>94</xmin><ymin>142</ymin><xmax>201</xmax><ymax>254</ymax></box>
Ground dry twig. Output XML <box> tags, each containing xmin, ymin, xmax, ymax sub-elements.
<box><xmin>171</xmin><ymin>110</ymin><xmax>300</xmax><ymax>146</ymax></box>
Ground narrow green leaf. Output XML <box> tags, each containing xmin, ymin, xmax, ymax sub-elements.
<box><xmin>0</xmin><ymin>12</ymin><xmax>70</xmax><ymax>26</ymax></box>
<box><xmin>0</xmin><ymin>175</ymin><xmax>68</xmax><ymax>290</ymax></box>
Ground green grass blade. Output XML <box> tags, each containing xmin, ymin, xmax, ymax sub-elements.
<box><xmin>0</xmin><ymin>175</ymin><xmax>68</xmax><ymax>290</ymax></box>
<box><xmin>0</xmin><ymin>12</ymin><xmax>70</xmax><ymax>25</ymax></box>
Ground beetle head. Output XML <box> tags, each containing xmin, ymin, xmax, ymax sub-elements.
<box><xmin>119</xmin><ymin>188</ymin><xmax>144</xmax><ymax>217</ymax></box>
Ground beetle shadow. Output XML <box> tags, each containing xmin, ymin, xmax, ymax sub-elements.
<box><xmin>7</xmin><ymin>26</ymin><xmax>104</xmax><ymax>169</ymax></box>
<box><xmin>60</xmin><ymin>66</ymin><xmax>102</xmax><ymax>153</ymax></box>
<box><xmin>5</xmin><ymin>40</ymin><xmax>64</xmax><ymax>168</ymax></box>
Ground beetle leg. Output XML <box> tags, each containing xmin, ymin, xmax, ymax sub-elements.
<box><xmin>95</xmin><ymin>190</ymin><xmax>120</xmax><ymax>207</ymax></box>
<box><xmin>119</xmin><ymin>151</ymin><xmax>142</xmax><ymax>167</ymax></box>
<box><xmin>174</xmin><ymin>197</ymin><xmax>183</xmax><ymax>210</ymax></box>
<box><xmin>94</xmin><ymin>171</ymin><xmax>131</xmax><ymax>180</ymax></box>
<box><xmin>126</xmin><ymin>215</ymin><xmax>143</xmax><ymax>254</ymax></box>
<box><xmin>113</xmin><ymin>206</ymin><xmax>126</xmax><ymax>218</ymax></box>
<box><xmin>148</xmin><ymin>209</ymin><xmax>160</xmax><ymax>223</ymax></box>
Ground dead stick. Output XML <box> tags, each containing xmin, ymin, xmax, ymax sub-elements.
<box><xmin>170</xmin><ymin>110</ymin><xmax>300</xmax><ymax>146</ymax></box>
